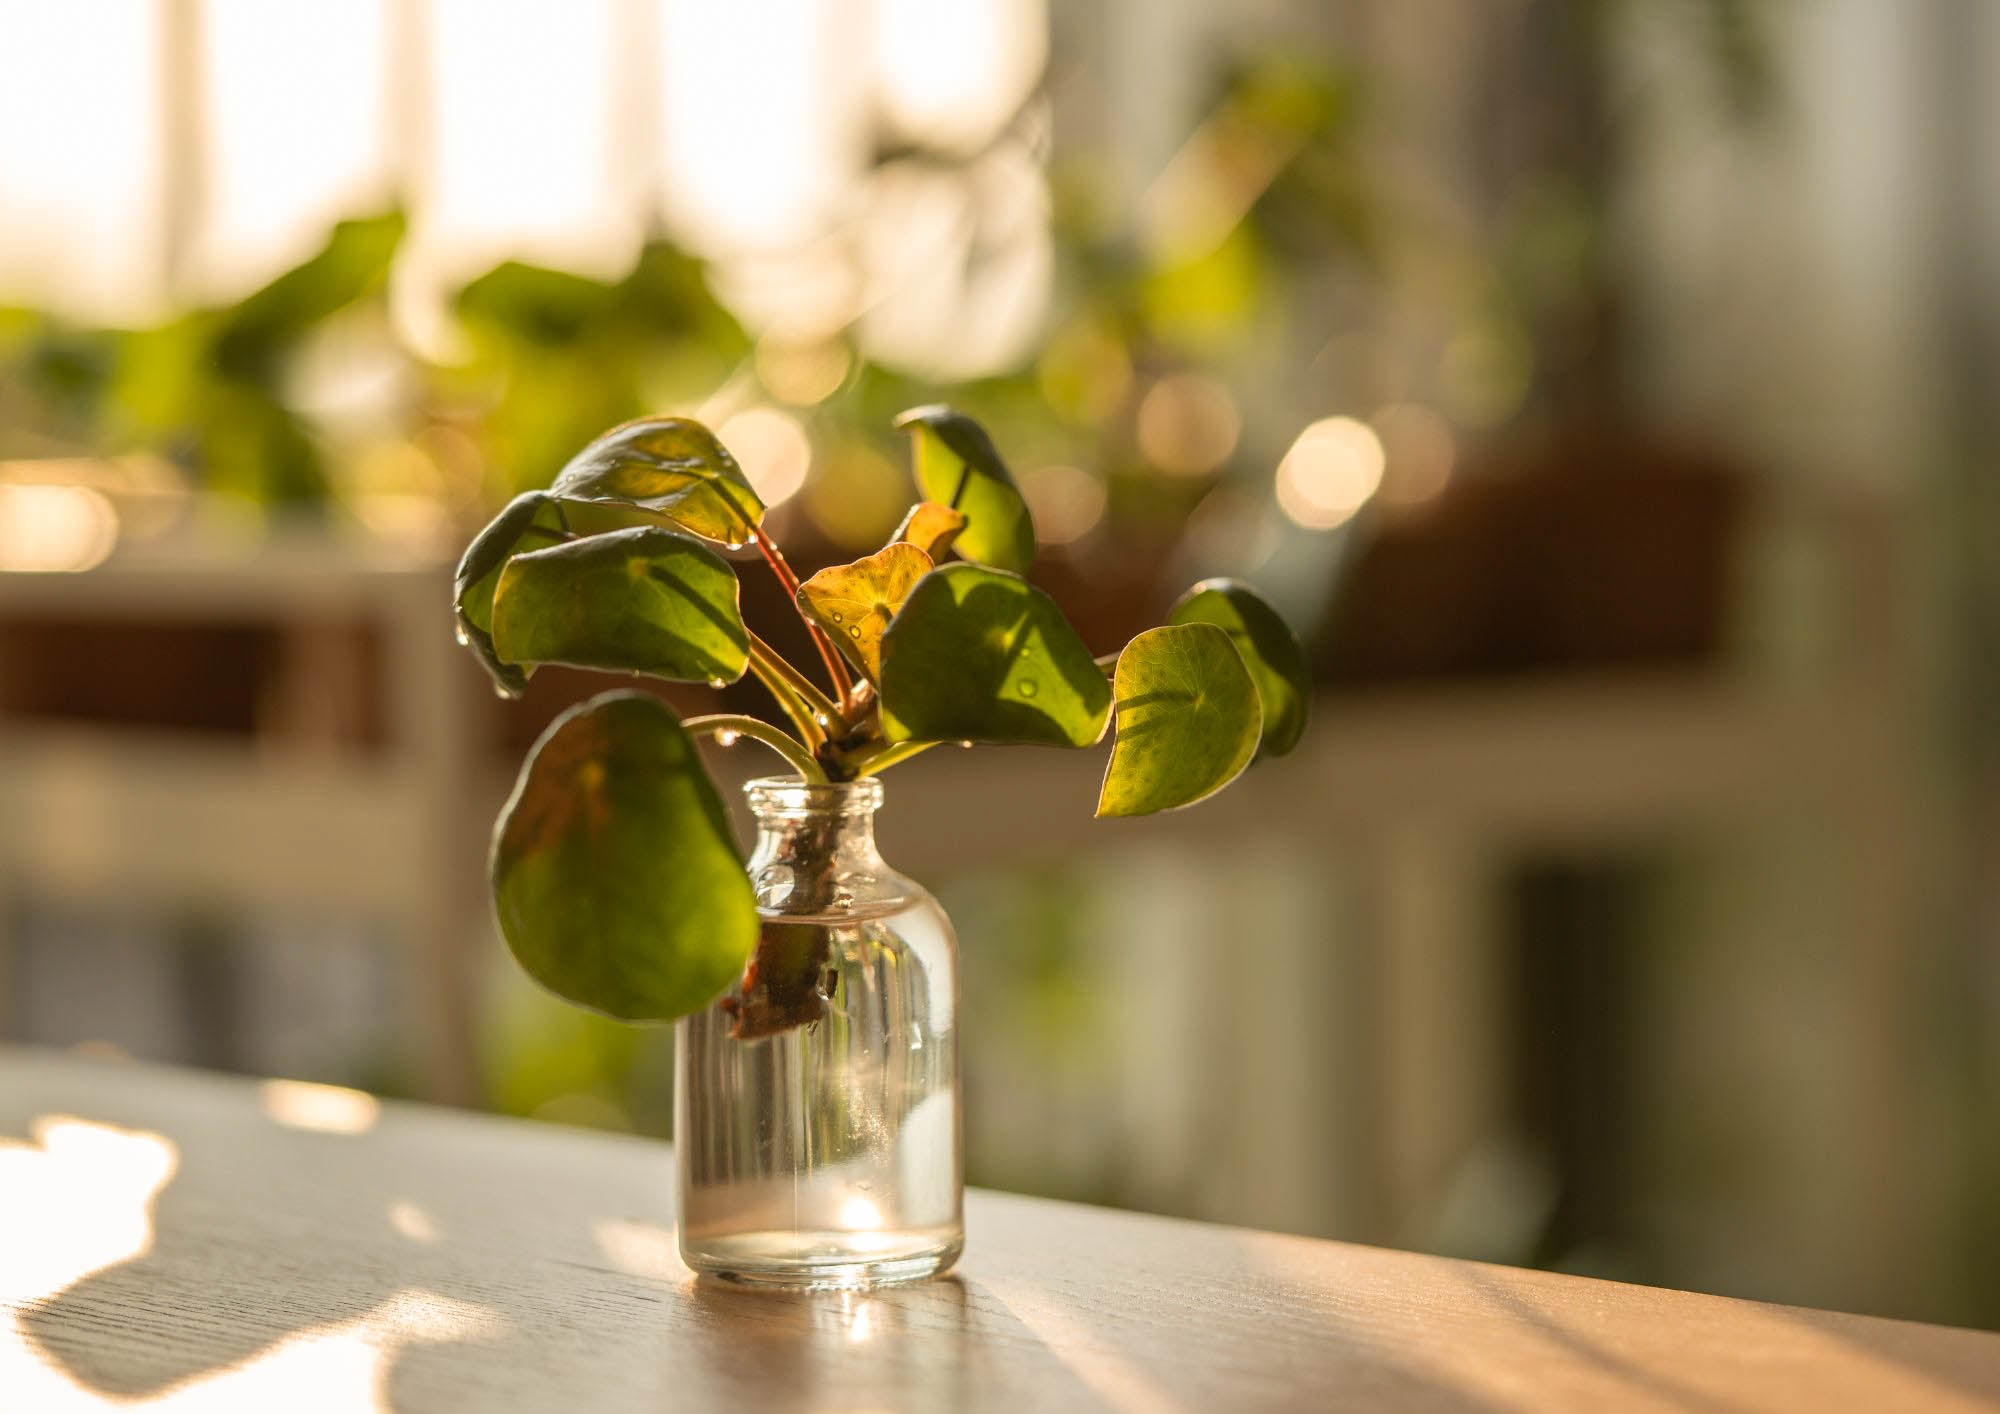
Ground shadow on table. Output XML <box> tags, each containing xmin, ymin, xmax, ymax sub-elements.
<box><xmin>1456</xmin><ymin>1261</ymin><xmax>2000</xmax><ymax>1413</ymax></box>
<box><xmin>1772</xmin><ymin>1305</ymin><xmax>2000</xmax><ymax>1409</ymax></box>
<box><xmin>9</xmin><ymin>1076</ymin><xmax>1525</xmax><ymax>1412</ymax></box>
<box><xmin>3</xmin><ymin>1087</ymin><xmax>1110</xmax><ymax>1410</ymax></box>
<box><xmin>12</xmin><ymin>1103</ymin><xmax>464</xmax><ymax>1400</ymax></box>
<box><xmin>1458</xmin><ymin>1266</ymin><xmax>1751</xmax><ymax>1414</ymax></box>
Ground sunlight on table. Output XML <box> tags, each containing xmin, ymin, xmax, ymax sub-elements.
<box><xmin>0</xmin><ymin>1112</ymin><xmax>501</xmax><ymax>1413</ymax></box>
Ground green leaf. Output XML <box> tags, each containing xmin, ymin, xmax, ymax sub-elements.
<box><xmin>891</xmin><ymin>500</ymin><xmax>967</xmax><ymax>559</ymax></box>
<box><xmin>457</xmin><ymin>492</ymin><xmax>557</xmax><ymax>633</ymax></box>
<box><xmin>879</xmin><ymin>563</ymin><xmax>1110</xmax><ymax>747</ymax></box>
<box><xmin>796</xmin><ymin>542</ymin><xmax>933</xmax><ymax>681</ymax></box>
<box><xmin>894</xmin><ymin>405</ymin><xmax>1035</xmax><ymax>571</ymax></box>
<box><xmin>454</xmin><ymin>260</ymin><xmax>619</xmax><ymax>348</ymax></box>
<box><xmin>491</xmin><ymin>526</ymin><xmax>749</xmax><ymax>684</ymax></box>
<box><xmin>454</xmin><ymin>491</ymin><xmax>568</xmax><ymax>697</ymax></box>
<box><xmin>492</xmin><ymin>691</ymin><xmax>757</xmax><ymax>1021</ymax></box>
<box><xmin>1097</xmin><ymin>624</ymin><xmax>1262</xmax><ymax>817</ymax></box>
<box><xmin>214</xmin><ymin>211</ymin><xmax>405</xmax><ymax>378</ymax></box>
<box><xmin>552</xmin><ymin>416</ymin><xmax>765</xmax><ymax>547</ymax></box>
<box><xmin>1167</xmin><ymin>578</ymin><xmax>1310</xmax><ymax>757</ymax></box>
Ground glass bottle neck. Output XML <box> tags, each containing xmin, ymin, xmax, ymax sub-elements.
<box><xmin>744</xmin><ymin>777</ymin><xmax>897</xmax><ymax>916</ymax></box>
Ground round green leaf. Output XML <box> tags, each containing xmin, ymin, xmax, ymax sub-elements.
<box><xmin>1168</xmin><ymin>578</ymin><xmax>1310</xmax><ymax>757</ymax></box>
<box><xmin>1097</xmin><ymin>624</ymin><xmax>1262</xmax><ymax>817</ymax></box>
<box><xmin>879</xmin><ymin>562</ymin><xmax>1111</xmax><ymax>747</ymax></box>
<box><xmin>552</xmin><ymin>416</ymin><xmax>765</xmax><ymax>547</ymax></box>
<box><xmin>454</xmin><ymin>491</ymin><xmax>568</xmax><ymax>698</ymax></box>
<box><xmin>894</xmin><ymin>405</ymin><xmax>1035</xmax><ymax>572</ymax></box>
<box><xmin>796</xmin><ymin>542</ymin><xmax>933</xmax><ymax>681</ymax></box>
<box><xmin>492</xmin><ymin>691</ymin><xmax>756</xmax><ymax>1021</ymax></box>
<box><xmin>491</xmin><ymin>526</ymin><xmax>749</xmax><ymax>684</ymax></box>
<box><xmin>457</xmin><ymin>492</ymin><xmax>559</xmax><ymax>633</ymax></box>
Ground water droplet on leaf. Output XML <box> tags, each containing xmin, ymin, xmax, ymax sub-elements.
<box><xmin>848</xmin><ymin>626</ymin><xmax>860</xmax><ymax>637</ymax></box>
<box><xmin>715</xmin><ymin>728</ymin><xmax>741</xmax><ymax>747</ymax></box>
<box><xmin>707</xmin><ymin>677</ymin><xmax>728</xmax><ymax>690</ymax></box>
<box><xmin>1017</xmin><ymin>679</ymin><xmax>1038</xmax><ymax>697</ymax></box>
<box><xmin>453</xmin><ymin>626</ymin><xmax>470</xmax><ymax>646</ymax></box>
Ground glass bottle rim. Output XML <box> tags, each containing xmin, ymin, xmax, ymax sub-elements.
<box><xmin>744</xmin><ymin>775</ymin><xmax>884</xmax><ymax>818</ymax></box>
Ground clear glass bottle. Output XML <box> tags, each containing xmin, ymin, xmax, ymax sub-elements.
<box><xmin>675</xmin><ymin>776</ymin><xmax>962</xmax><ymax>1288</ymax></box>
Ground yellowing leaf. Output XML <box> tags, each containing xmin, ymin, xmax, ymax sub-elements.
<box><xmin>795</xmin><ymin>542</ymin><xmax>933</xmax><ymax>680</ymax></box>
<box><xmin>891</xmin><ymin>501</ymin><xmax>967</xmax><ymax>559</ymax></box>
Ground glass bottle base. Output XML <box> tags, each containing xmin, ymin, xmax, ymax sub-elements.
<box><xmin>681</xmin><ymin>1228</ymin><xmax>963</xmax><ymax>1290</ymax></box>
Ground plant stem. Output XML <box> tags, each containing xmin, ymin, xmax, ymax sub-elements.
<box><xmin>743</xmin><ymin>658</ymin><xmax>819</xmax><ymax>746</ymax></box>
<box><xmin>1095</xmin><ymin>652</ymin><xmax>1120</xmax><ymax>676</ymax></box>
<box><xmin>746</xmin><ymin>632</ymin><xmax>841</xmax><ymax>744</ymax></box>
<box><xmin>684</xmin><ymin>714</ymin><xmax>827</xmax><ymax>782</ymax></box>
<box><xmin>845</xmin><ymin>738</ymin><xmax>938</xmax><ymax>776</ymax></box>
<box><xmin>751</xmin><ymin>528</ymin><xmax>856</xmax><ymax>714</ymax></box>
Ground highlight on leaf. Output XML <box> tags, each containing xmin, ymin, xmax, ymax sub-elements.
<box><xmin>891</xmin><ymin>501</ymin><xmax>967</xmax><ymax>560</ymax></box>
<box><xmin>893</xmin><ymin>405</ymin><xmax>1035</xmax><ymax>572</ymax></box>
<box><xmin>552</xmin><ymin>416</ymin><xmax>765</xmax><ymax>547</ymax></box>
<box><xmin>491</xmin><ymin>525</ymin><xmax>749</xmax><ymax>684</ymax></box>
<box><xmin>492</xmin><ymin>690</ymin><xmax>758</xmax><ymax>1021</ymax></box>
<box><xmin>795</xmin><ymin>542</ymin><xmax>933</xmax><ymax>681</ymax></box>
<box><xmin>1167</xmin><ymin>578</ymin><xmax>1310</xmax><ymax>758</ymax></box>
<box><xmin>878</xmin><ymin>562</ymin><xmax>1111</xmax><ymax>748</ymax></box>
<box><xmin>1097</xmin><ymin>623</ymin><xmax>1262</xmax><ymax>818</ymax></box>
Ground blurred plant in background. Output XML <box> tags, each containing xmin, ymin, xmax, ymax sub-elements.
<box><xmin>0</xmin><ymin>213</ymin><xmax>404</xmax><ymax>510</ymax></box>
<box><xmin>0</xmin><ymin>46</ymin><xmax>1399</xmax><ymax>601</ymax></box>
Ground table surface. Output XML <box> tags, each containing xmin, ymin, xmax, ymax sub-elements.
<box><xmin>1</xmin><ymin>1048</ymin><xmax>1995</xmax><ymax>1413</ymax></box>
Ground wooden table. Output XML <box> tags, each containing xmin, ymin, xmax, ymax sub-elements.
<box><xmin>1</xmin><ymin>1048</ymin><xmax>1994</xmax><ymax>1412</ymax></box>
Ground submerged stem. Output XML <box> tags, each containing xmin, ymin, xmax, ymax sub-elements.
<box><xmin>684</xmin><ymin>714</ymin><xmax>827</xmax><ymax>782</ymax></box>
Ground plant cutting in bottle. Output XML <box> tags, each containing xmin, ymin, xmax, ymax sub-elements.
<box><xmin>454</xmin><ymin>405</ymin><xmax>1310</xmax><ymax>1030</ymax></box>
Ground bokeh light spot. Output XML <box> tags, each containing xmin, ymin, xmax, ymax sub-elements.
<box><xmin>1019</xmin><ymin>464</ymin><xmax>1107</xmax><ymax>546</ymax></box>
<box><xmin>0</xmin><ymin>484</ymin><xmax>119</xmax><ymax>572</ymax></box>
<box><xmin>718</xmin><ymin>407</ymin><xmax>812</xmax><ymax>507</ymax></box>
<box><xmin>755</xmin><ymin>337</ymin><xmax>852</xmax><ymax>406</ymax></box>
<box><xmin>1371</xmin><ymin>403</ymin><xmax>1457</xmax><ymax>509</ymax></box>
<box><xmin>1136</xmin><ymin>373</ymin><xmax>1240</xmax><ymax>476</ymax></box>
<box><xmin>1274</xmin><ymin>416</ymin><xmax>1384</xmax><ymax>530</ymax></box>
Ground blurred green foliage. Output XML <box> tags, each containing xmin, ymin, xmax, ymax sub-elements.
<box><xmin>443</xmin><ymin>245</ymin><xmax>751</xmax><ymax>503</ymax></box>
<box><xmin>0</xmin><ymin>212</ymin><xmax>404</xmax><ymax>505</ymax></box>
<box><xmin>0</xmin><ymin>53</ymin><xmax>1391</xmax><ymax>556</ymax></box>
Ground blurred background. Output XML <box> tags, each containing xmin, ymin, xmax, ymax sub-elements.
<box><xmin>0</xmin><ymin>0</ymin><xmax>1994</xmax><ymax>1330</ymax></box>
